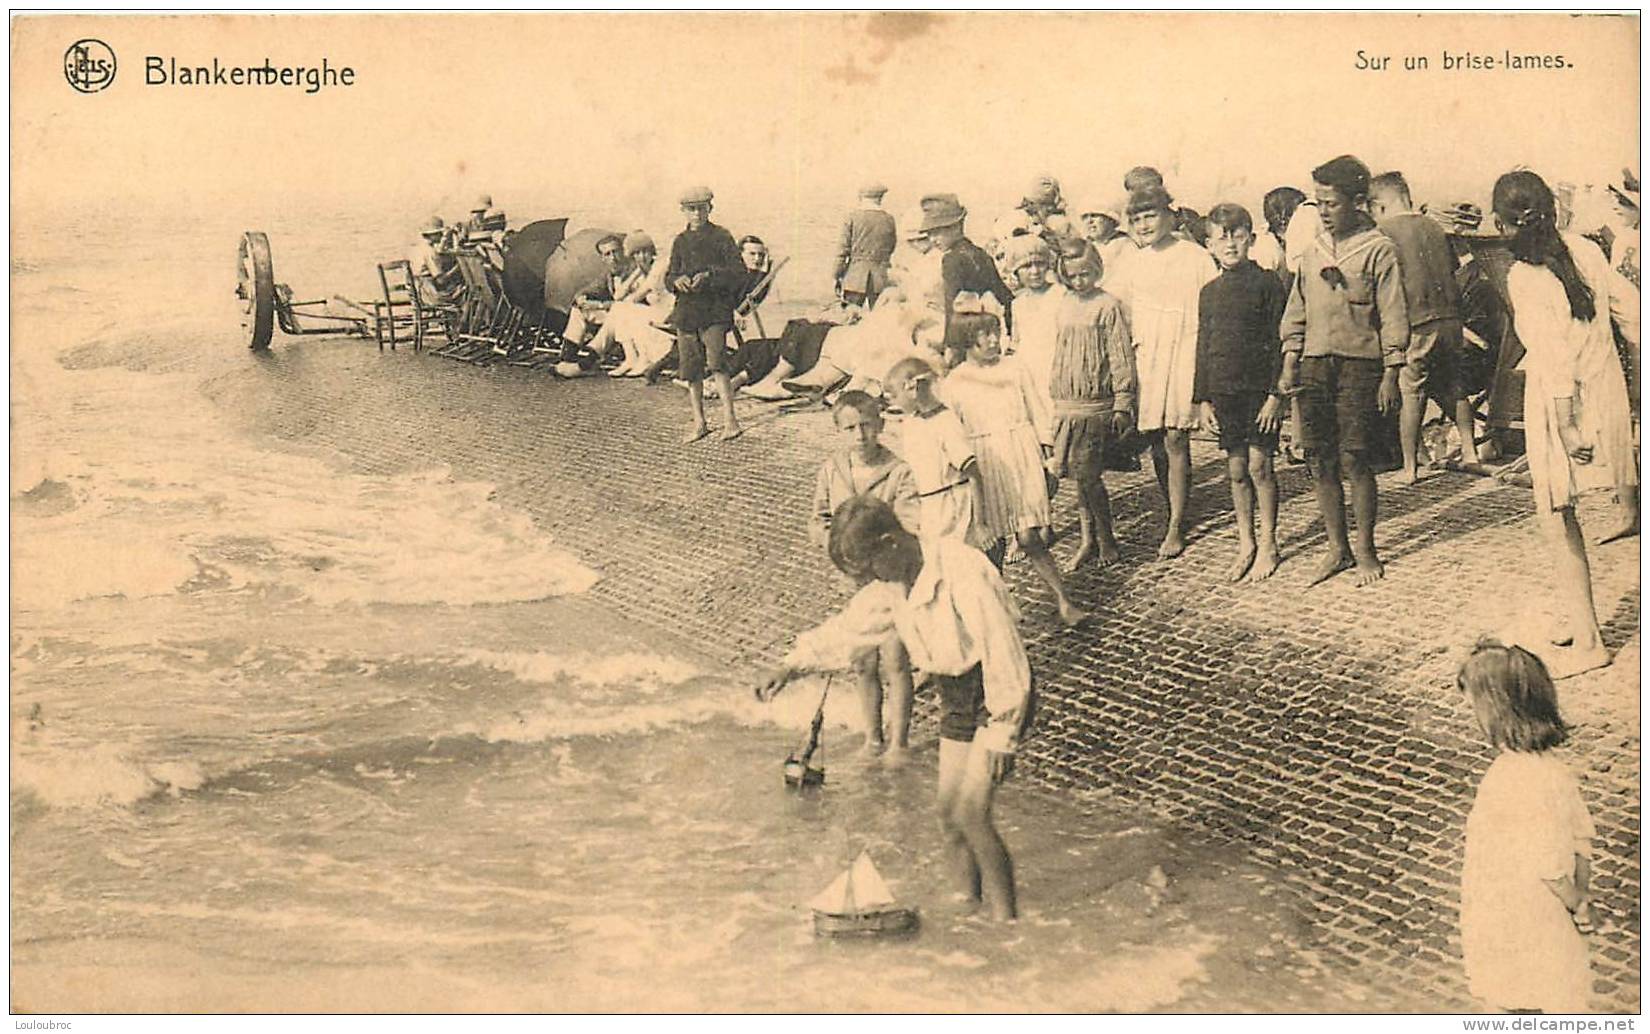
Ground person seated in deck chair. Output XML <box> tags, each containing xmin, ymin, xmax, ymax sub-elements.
<box><xmin>560</xmin><ymin>233</ymin><xmax>634</xmax><ymax>366</ymax></box>
<box><xmin>410</xmin><ymin>216</ymin><xmax>462</xmax><ymax>304</ymax></box>
<box><xmin>601</xmin><ymin>232</ymin><xmax>679</xmax><ymax>377</ymax></box>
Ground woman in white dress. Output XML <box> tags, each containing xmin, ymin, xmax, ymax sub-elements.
<box><xmin>1105</xmin><ymin>184</ymin><xmax>1218</xmax><ymax>558</ymax></box>
<box><xmin>1493</xmin><ymin>170</ymin><xmax>1639</xmax><ymax>679</ymax></box>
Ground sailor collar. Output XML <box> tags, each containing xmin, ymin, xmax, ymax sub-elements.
<box><xmin>1310</xmin><ymin>223</ymin><xmax>1385</xmax><ymax>270</ymax></box>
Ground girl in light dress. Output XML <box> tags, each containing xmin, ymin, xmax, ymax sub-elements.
<box><xmin>1103</xmin><ymin>184</ymin><xmax>1218</xmax><ymax>559</ymax></box>
<box><xmin>1458</xmin><ymin>640</ymin><xmax>1596</xmax><ymax>1014</ymax></box>
<box><xmin>940</xmin><ymin>296</ymin><xmax>1087</xmax><ymax>627</ymax></box>
<box><xmin>1005</xmin><ymin>235</ymin><xmax>1066</xmax><ymax>427</ymax></box>
<box><xmin>1492</xmin><ymin>170</ymin><xmax>1639</xmax><ymax>680</ymax></box>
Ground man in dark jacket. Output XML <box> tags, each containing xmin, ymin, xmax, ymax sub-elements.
<box><xmin>666</xmin><ymin>185</ymin><xmax>745</xmax><ymax>442</ymax></box>
<box><xmin>920</xmin><ymin>193</ymin><xmax>1015</xmax><ymax>364</ymax></box>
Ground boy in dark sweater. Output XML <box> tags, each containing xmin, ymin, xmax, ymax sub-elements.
<box><xmin>666</xmin><ymin>185</ymin><xmax>746</xmax><ymax>443</ymax></box>
<box><xmin>1194</xmin><ymin>203</ymin><xmax>1289</xmax><ymax>582</ymax></box>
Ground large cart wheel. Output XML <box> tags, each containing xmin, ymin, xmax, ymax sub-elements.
<box><xmin>237</xmin><ymin>231</ymin><xmax>275</xmax><ymax>351</ymax></box>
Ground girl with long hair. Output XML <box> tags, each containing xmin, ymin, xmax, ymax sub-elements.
<box><xmin>1492</xmin><ymin>170</ymin><xmax>1639</xmax><ymax>679</ymax></box>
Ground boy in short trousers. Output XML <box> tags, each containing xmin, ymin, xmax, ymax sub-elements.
<box><xmin>1278</xmin><ymin>155</ymin><xmax>1410</xmax><ymax>588</ymax></box>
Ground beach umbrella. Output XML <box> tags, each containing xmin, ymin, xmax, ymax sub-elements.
<box><xmin>500</xmin><ymin>218</ymin><xmax>569</xmax><ymax>316</ymax></box>
<box><xmin>543</xmin><ymin>227</ymin><xmax>623</xmax><ymax>315</ymax></box>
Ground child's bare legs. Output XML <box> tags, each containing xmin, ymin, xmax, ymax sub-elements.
<box><xmin>1546</xmin><ymin>508</ymin><xmax>1612</xmax><ymax>676</ymax></box>
<box><xmin>937</xmin><ymin>738</ymin><xmax>1016</xmax><ymax>921</ymax></box>
<box><xmin>1248</xmin><ymin>446</ymin><xmax>1281</xmax><ymax>581</ymax></box>
<box><xmin>1225</xmin><ymin>450</ymin><xmax>1257</xmax><ymax>582</ymax></box>
<box><xmin>880</xmin><ymin>637</ymin><xmax>914</xmax><ymax>765</ymax></box>
<box><xmin>1596</xmin><ymin>483</ymin><xmax>1639</xmax><ymax>545</ymax></box>
<box><xmin>1552</xmin><ymin>508</ymin><xmax>1604</xmax><ymax>653</ymax></box>
<box><xmin>1308</xmin><ymin>450</ymin><xmax>1355</xmax><ymax>585</ymax></box>
<box><xmin>1019</xmin><ymin>529</ymin><xmax>1087</xmax><ymax>626</ymax></box>
<box><xmin>712</xmin><ymin>369</ymin><xmax>743</xmax><ymax>440</ymax></box>
<box><xmin>1065</xmin><ymin>472</ymin><xmax>1121</xmax><ymax>573</ymax></box>
<box><xmin>853</xmin><ymin>649</ymin><xmax>887</xmax><ymax>758</ymax></box>
<box><xmin>1399</xmin><ymin>391</ymin><xmax>1430</xmax><ymax>484</ymax></box>
<box><xmin>684</xmin><ymin>379</ymin><xmax>711</xmax><ymax>443</ymax></box>
<box><xmin>1152</xmin><ymin>429</ymin><xmax>1192</xmax><ymax>558</ymax></box>
<box><xmin>1346</xmin><ymin>450</ymin><xmax>1384</xmax><ymax>586</ymax></box>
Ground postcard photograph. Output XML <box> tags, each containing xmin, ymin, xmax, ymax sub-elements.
<box><xmin>9</xmin><ymin>11</ymin><xmax>1642</xmax><ymax>1016</ymax></box>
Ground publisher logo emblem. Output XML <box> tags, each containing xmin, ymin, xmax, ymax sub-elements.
<box><xmin>64</xmin><ymin>39</ymin><xmax>116</xmax><ymax>93</ymax></box>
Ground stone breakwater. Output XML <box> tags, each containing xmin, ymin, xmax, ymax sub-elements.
<box><xmin>229</xmin><ymin>337</ymin><xmax>1642</xmax><ymax>1012</ymax></box>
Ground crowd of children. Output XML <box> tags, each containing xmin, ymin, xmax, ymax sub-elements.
<box><xmin>750</xmin><ymin>156</ymin><xmax>1638</xmax><ymax>1010</ymax></box>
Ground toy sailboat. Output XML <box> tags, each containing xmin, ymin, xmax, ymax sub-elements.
<box><xmin>783</xmin><ymin>677</ymin><xmax>829</xmax><ymax>790</ymax></box>
<box><xmin>809</xmin><ymin>851</ymin><xmax>919</xmax><ymax>937</ymax></box>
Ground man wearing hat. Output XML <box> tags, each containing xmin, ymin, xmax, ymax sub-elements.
<box><xmin>665</xmin><ymin>185</ymin><xmax>746</xmax><ymax>442</ymax></box>
<box><xmin>921</xmin><ymin>193</ymin><xmax>1015</xmax><ymax>357</ymax></box>
<box><xmin>409</xmin><ymin>216</ymin><xmax>461</xmax><ymax>302</ymax></box>
<box><xmin>833</xmin><ymin>182</ymin><xmax>897</xmax><ymax>309</ymax></box>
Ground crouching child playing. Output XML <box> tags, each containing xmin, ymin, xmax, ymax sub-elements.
<box><xmin>757</xmin><ymin>495</ymin><xmax>1031</xmax><ymax>921</ymax></box>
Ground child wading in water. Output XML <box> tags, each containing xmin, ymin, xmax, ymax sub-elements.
<box><xmin>1048</xmin><ymin>245</ymin><xmax>1135</xmax><ymax>572</ymax></box>
<box><xmin>1194</xmin><ymin>203</ymin><xmax>1289</xmax><ymax>582</ymax></box>
<box><xmin>809</xmin><ymin>391</ymin><xmax>920</xmax><ymax>763</ymax></box>
<box><xmin>941</xmin><ymin>298</ymin><xmax>1088</xmax><ymax>626</ymax></box>
<box><xmin>1458</xmin><ymin>640</ymin><xmax>1597</xmax><ymax>1014</ymax></box>
<box><xmin>758</xmin><ymin>495</ymin><xmax>1032</xmax><ymax>921</ymax></box>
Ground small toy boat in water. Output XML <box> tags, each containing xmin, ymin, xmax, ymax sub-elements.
<box><xmin>809</xmin><ymin>851</ymin><xmax>919</xmax><ymax>937</ymax></box>
<box><xmin>783</xmin><ymin>677</ymin><xmax>829</xmax><ymax>790</ymax></box>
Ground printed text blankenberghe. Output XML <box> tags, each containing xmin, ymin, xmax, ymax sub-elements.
<box><xmin>145</xmin><ymin>56</ymin><xmax>355</xmax><ymax>94</ymax></box>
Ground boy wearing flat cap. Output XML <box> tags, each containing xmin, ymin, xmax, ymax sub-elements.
<box><xmin>666</xmin><ymin>185</ymin><xmax>746</xmax><ymax>443</ymax></box>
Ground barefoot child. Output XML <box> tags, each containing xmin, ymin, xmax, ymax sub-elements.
<box><xmin>1005</xmin><ymin>236</ymin><xmax>1065</xmax><ymax>422</ymax></box>
<box><xmin>1458</xmin><ymin>640</ymin><xmax>1596</xmax><ymax>1014</ymax></box>
<box><xmin>1106</xmin><ymin>183</ymin><xmax>1218</xmax><ymax>559</ymax></box>
<box><xmin>758</xmin><ymin>495</ymin><xmax>1031</xmax><ymax>921</ymax></box>
<box><xmin>666</xmin><ymin>185</ymin><xmax>745</xmax><ymax>443</ymax></box>
<box><xmin>810</xmin><ymin>391</ymin><xmax>920</xmax><ymax>761</ymax></box>
<box><xmin>1049</xmin><ymin>244</ymin><xmax>1135</xmax><ymax>573</ymax></box>
<box><xmin>1195</xmin><ymin>203</ymin><xmax>1289</xmax><ymax>582</ymax></box>
<box><xmin>1492</xmin><ymin>170</ymin><xmax>1639</xmax><ymax>678</ymax></box>
<box><xmin>941</xmin><ymin>299</ymin><xmax>1088</xmax><ymax>626</ymax></box>
<box><xmin>1279</xmin><ymin>155</ymin><xmax>1409</xmax><ymax>587</ymax></box>
<box><xmin>884</xmin><ymin>355</ymin><xmax>985</xmax><ymax>547</ymax></box>
<box><xmin>1369</xmin><ymin>170</ymin><xmax>1478</xmax><ymax>483</ymax></box>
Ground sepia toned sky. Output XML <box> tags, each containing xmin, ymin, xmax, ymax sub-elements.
<box><xmin>11</xmin><ymin>12</ymin><xmax>1640</xmax><ymax>227</ymax></box>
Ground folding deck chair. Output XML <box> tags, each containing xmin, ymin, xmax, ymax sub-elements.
<box><xmin>434</xmin><ymin>252</ymin><xmax>515</xmax><ymax>364</ymax></box>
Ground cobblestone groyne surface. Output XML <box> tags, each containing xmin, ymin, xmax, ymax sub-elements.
<box><xmin>221</xmin><ymin>339</ymin><xmax>1641</xmax><ymax>1011</ymax></box>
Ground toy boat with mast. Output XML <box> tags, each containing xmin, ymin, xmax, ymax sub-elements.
<box><xmin>809</xmin><ymin>851</ymin><xmax>919</xmax><ymax>937</ymax></box>
<box><xmin>783</xmin><ymin>677</ymin><xmax>829</xmax><ymax>789</ymax></box>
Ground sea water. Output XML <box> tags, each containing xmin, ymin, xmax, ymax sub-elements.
<box><xmin>10</xmin><ymin>201</ymin><xmax>1408</xmax><ymax>1013</ymax></box>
